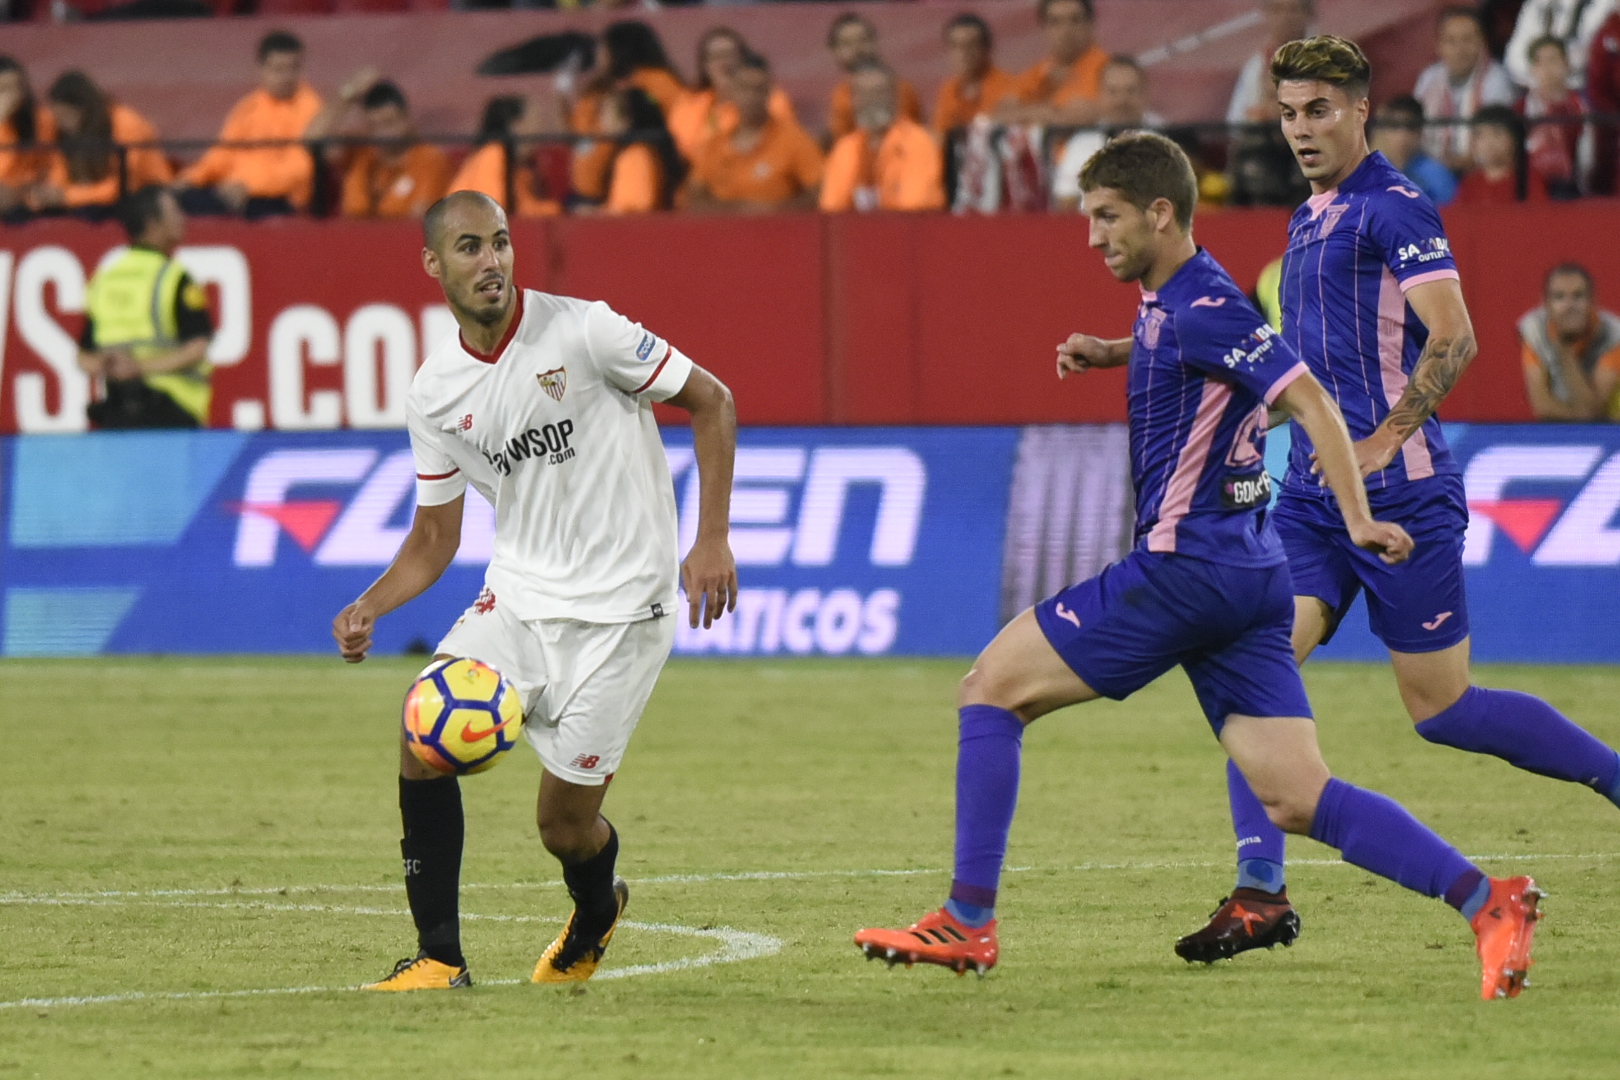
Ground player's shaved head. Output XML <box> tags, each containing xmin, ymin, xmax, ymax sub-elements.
<box><xmin>422</xmin><ymin>190</ymin><xmax>516</xmax><ymax>340</ymax></box>
<box><xmin>424</xmin><ymin>190</ymin><xmax>505</xmax><ymax>253</ymax></box>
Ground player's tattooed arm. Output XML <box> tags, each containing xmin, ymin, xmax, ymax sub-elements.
<box><xmin>1360</xmin><ymin>277</ymin><xmax>1477</xmax><ymax>477</ymax></box>
<box><xmin>1382</xmin><ymin>329</ymin><xmax>1477</xmax><ymax>438</ymax></box>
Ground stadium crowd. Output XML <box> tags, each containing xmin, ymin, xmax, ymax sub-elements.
<box><xmin>2</xmin><ymin>0</ymin><xmax>1619</xmax><ymax>221</ymax></box>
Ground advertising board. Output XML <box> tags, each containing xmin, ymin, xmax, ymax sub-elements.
<box><xmin>0</xmin><ymin>427</ymin><xmax>1017</xmax><ymax>657</ymax></box>
<box><xmin>3</xmin><ymin>423</ymin><xmax>1617</xmax><ymax>662</ymax></box>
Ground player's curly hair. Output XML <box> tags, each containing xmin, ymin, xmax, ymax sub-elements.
<box><xmin>1077</xmin><ymin>131</ymin><xmax>1197</xmax><ymax>231</ymax></box>
<box><xmin>1270</xmin><ymin>35</ymin><xmax>1371</xmax><ymax>99</ymax></box>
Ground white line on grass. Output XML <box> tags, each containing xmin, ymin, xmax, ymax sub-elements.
<box><xmin>3</xmin><ymin>849</ymin><xmax>1611</xmax><ymax>906</ymax></box>
<box><xmin>0</xmin><ymin>920</ymin><xmax>781</xmax><ymax>1011</ymax></box>
<box><xmin>2</xmin><ymin>850</ymin><xmax>1606</xmax><ymax>1010</ymax></box>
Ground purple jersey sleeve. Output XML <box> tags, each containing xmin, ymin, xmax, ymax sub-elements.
<box><xmin>1177</xmin><ymin>304</ymin><xmax>1310</xmax><ymax>406</ymax></box>
<box><xmin>1366</xmin><ymin>185</ymin><xmax>1460</xmax><ymax>292</ymax></box>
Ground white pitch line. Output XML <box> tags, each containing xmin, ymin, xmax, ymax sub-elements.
<box><xmin>2</xmin><ymin>850</ymin><xmax>1609</xmax><ymax>1011</ymax></box>
<box><xmin>0</xmin><ymin>920</ymin><xmax>781</xmax><ymax>1012</ymax></box>
<box><xmin>2</xmin><ymin>850</ymin><xmax>1613</xmax><ymax>907</ymax></box>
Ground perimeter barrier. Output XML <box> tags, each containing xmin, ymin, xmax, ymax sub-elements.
<box><xmin>3</xmin><ymin>422</ymin><xmax>1618</xmax><ymax>661</ymax></box>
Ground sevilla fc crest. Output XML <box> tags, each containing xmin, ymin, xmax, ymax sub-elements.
<box><xmin>537</xmin><ymin>367</ymin><xmax>567</xmax><ymax>402</ymax></box>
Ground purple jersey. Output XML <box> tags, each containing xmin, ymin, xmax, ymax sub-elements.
<box><xmin>1280</xmin><ymin>151</ymin><xmax>1461</xmax><ymax>495</ymax></box>
<box><xmin>1129</xmin><ymin>249</ymin><xmax>1309</xmax><ymax>567</ymax></box>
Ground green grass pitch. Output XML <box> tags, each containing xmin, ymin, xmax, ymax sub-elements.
<box><xmin>3</xmin><ymin>657</ymin><xmax>1620</xmax><ymax>1079</ymax></box>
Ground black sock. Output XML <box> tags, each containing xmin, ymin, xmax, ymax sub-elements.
<box><xmin>399</xmin><ymin>775</ymin><xmax>464</xmax><ymax>968</ymax></box>
<box><xmin>561</xmin><ymin>821</ymin><xmax>620</xmax><ymax>937</ymax></box>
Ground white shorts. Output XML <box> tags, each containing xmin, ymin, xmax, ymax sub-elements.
<box><xmin>435</xmin><ymin>589</ymin><xmax>676</xmax><ymax>785</ymax></box>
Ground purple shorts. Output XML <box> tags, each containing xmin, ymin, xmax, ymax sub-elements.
<box><xmin>1275</xmin><ymin>474</ymin><xmax>1469</xmax><ymax>654</ymax></box>
<box><xmin>1034</xmin><ymin>548</ymin><xmax>1312</xmax><ymax>734</ymax></box>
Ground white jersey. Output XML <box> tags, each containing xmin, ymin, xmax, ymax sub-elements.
<box><xmin>407</xmin><ymin>289</ymin><xmax>693</xmax><ymax>624</ymax></box>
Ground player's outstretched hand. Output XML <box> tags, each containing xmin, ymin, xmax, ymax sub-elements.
<box><xmin>1347</xmin><ymin>519</ymin><xmax>1415</xmax><ymax>566</ymax></box>
<box><xmin>1056</xmin><ymin>334</ymin><xmax>1126</xmax><ymax>378</ymax></box>
<box><xmin>332</xmin><ymin>603</ymin><xmax>375</xmax><ymax>663</ymax></box>
<box><xmin>682</xmin><ymin>537</ymin><xmax>738</xmax><ymax>629</ymax></box>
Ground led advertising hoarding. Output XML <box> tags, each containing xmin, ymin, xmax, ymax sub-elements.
<box><xmin>2</xmin><ymin>424</ymin><xmax>1617</xmax><ymax>661</ymax></box>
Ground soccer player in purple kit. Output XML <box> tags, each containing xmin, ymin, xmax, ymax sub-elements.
<box><xmin>853</xmin><ymin>131</ymin><xmax>1542</xmax><ymax>1000</ymax></box>
<box><xmin>1176</xmin><ymin>36</ymin><xmax>1620</xmax><ymax>969</ymax></box>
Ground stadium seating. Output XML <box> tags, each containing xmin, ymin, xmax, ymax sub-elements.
<box><xmin>1</xmin><ymin>1</ymin><xmax>1450</xmax><ymax>142</ymax></box>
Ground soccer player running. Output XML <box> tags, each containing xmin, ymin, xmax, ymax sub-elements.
<box><xmin>853</xmin><ymin>132</ymin><xmax>1541</xmax><ymax>1000</ymax></box>
<box><xmin>331</xmin><ymin>190</ymin><xmax>738</xmax><ymax>991</ymax></box>
<box><xmin>1177</xmin><ymin>36</ymin><xmax>1617</xmax><ymax>967</ymax></box>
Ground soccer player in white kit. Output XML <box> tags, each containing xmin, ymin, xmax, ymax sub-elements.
<box><xmin>332</xmin><ymin>191</ymin><xmax>738</xmax><ymax>991</ymax></box>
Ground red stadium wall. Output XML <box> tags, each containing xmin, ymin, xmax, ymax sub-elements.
<box><xmin>0</xmin><ymin>202</ymin><xmax>1611</xmax><ymax>433</ymax></box>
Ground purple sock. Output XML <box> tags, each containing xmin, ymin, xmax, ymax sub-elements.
<box><xmin>1309</xmin><ymin>778</ymin><xmax>1480</xmax><ymax>913</ymax></box>
<box><xmin>1417</xmin><ymin>686</ymin><xmax>1620</xmax><ymax>799</ymax></box>
<box><xmin>1227</xmin><ymin>758</ymin><xmax>1286</xmax><ymax>892</ymax></box>
<box><xmin>949</xmin><ymin>705</ymin><xmax>1024</xmax><ymax>918</ymax></box>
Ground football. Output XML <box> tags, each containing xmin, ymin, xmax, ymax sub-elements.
<box><xmin>402</xmin><ymin>658</ymin><xmax>524</xmax><ymax>775</ymax></box>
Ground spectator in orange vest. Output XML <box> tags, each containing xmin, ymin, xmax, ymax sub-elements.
<box><xmin>667</xmin><ymin>27</ymin><xmax>798</xmax><ymax>163</ymax></box>
<box><xmin>571</xmin><ymin>20</ymin><xmax>687</xmax><ymax>136</ymax></box>
<box><xmin>684</xmin><ymin>54</ymin><xmax>823</xmax><ymax>212</ymax></box>
<box><xmin>0</xmin><ymin>56</ymin><xmax>54</xmax><ymax>216</ymax></box>
<box><xmin>449</xmin><ymin>95</ymin><xmax>564</xmax><ymax>218</ymax></box>
<box><xmin>29</xmin><ymin>71</ymin><xmax>171</xmax><ymax>216</ymax></box>
<box><xmin>573</xmin><ymin>87</ymin><xmax>683</xmax><ymax>214</ymax></box>
<box><xmin>934</xmin><ymin>13</ymin><xmax>1016</xmax><ymax>134</ymax></box>
<box><xmin>1520</xmin><ymin>263</ymin><xmax>1620</xmax><ymax>421</ymax></box>
<box><xmin>826</xmin><ymin>14</ymin><xmax>923</xmax><ymax>142</ymax></box>
<box><xmin>820</xmin><ymin>61</ymin><xmax>944</xmax><ymax>213</ymax></box>
<box><xmin>178</xmin><ymin>31</ymin><xmax>323</xmax><ymax>218</ymax></box>
<box><xmin>338</xmin><ymin>81</ymin><xmax>452</xmax><ymax>219</ymax></box>
<box><xmin>997</xmin><ymin>0</ymin><xmax>1108</xmax><ymax>126</ymax></box>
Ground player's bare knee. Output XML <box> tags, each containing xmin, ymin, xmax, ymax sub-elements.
<box><xmin>1262</xmin><ymin>798</ymin><xmax>1316</xmax><ymax>835</ymax></box>
<box><xmin>537</xmin><ymin>815</ymin><xmax>597</xmax><ymax>862</ymax></box>
<box><xmin>958</xmin><ymin>662</ymin><xmax>1033</xmax><ymax>720</ymax></box>
<box><xmin>1397</xmin><ymin>679</ymin><xmax>1468</xmax><ymax>725</ymax></box>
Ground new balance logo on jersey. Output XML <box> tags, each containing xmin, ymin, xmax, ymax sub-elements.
<box><xmin>458</xmin><ymin>414</ymin><xmax>474</xmax><ymax>431</ymax></box>
<box><xmin>571</xmin><ymin>754</ymin><xmax>601</xmax><ymax>770</ymax></box>
<box><xmin>482</xmin><ymin>420</ymin><xmax>577</xmax><ymax>476</ymax></box>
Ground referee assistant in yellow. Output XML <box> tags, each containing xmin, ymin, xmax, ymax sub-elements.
<box><xmin>78</xmin><ymin>185</ymin><xmax>215</xmax><ymax>428</ymax></box>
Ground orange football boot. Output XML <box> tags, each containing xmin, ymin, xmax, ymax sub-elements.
<box><xmin>854</xmin><ymin>907</ymin><xmax>998</xmax><ymax>976</ymax></box>
<box><xmin>361</xmin><ymin>954</ymin><xmax>471</xmax><ymax>991</ymax></box>
<box><xmin>1470</xmin><ymin>875</ymin><xmax>1543</xmax><ymax>1000</ymax></box>
<box><xmin>533</xmin><ymin>877</ymin><xmax>629</xmax><ymax>984</ymax></box>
